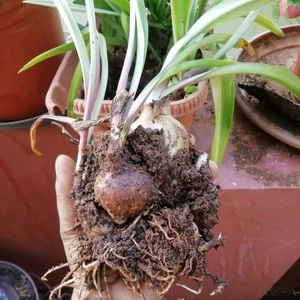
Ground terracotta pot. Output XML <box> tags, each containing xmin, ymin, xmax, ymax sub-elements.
<box><xmin>0</xmin><ymin>1</ymin><xmax>64</xmax><ymax>121</ymax></box>
<box><xmin>0</xmin><ymin>116</ymin><xmax>77</xmax><ymax>284</ymax></box>
<box><xmin>47</xmin><ymin>52</ymin><xmax>208</xmax><ymax>132</ymax></box>
<box><xmin>236</xmin><ymin>25</ymin><xmax>300</xmax><ymax>150</ymax></box>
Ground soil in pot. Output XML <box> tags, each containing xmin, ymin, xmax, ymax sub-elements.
<box><xmin>238</xmin><ymin>51</ymin><xmax>300</xmax><ymax>122</ymax></box>
<box><xmin>70</xmin><ymin>126</ymin><xmax>225</xmax><ymax>297</ymax></box>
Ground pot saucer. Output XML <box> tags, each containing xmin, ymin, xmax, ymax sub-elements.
<box><xmin>0</xmin><ymin>261</ymin><xmax>39</xmax><ymax>300</ymax></box>
<box><xmin>236</xmin><ymin>25</ymin><xmax>300</xmax><ymax>150</ymax></box>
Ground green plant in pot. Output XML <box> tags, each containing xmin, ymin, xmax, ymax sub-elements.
<box><xmin>21</xmin><ymin>0</ymin><xmax>208</xmax><ymax>130</ymax></box>
<box><xmin>24</xmin><ymin>0</ymin><xmax>300</xmax><ymax>298</ymax></box>
<box><xmin>23</xmin><ymin>0</ymin><xmax>288</xmax><ymax>139</ymax></box>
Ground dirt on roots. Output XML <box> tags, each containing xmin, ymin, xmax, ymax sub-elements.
<box><xmin>69</xmin><ymin>126</ymin><xmax>225</xmax><ymax>298</ymax></box>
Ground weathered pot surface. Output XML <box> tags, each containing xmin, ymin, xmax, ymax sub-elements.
<box><xmin>236</xmin><ymin>25</ymin><xmax>300</xmax><ymax>150</ymax></box>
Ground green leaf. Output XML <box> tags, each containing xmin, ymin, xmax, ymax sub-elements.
<box><xmin>24</xmin><ymin>0</ymin><xmax>119</xmax><ymax>15</ymax></box>
<box><xmin>105</xmin><ymin>0</ymin><xmax>130</xmax><ymax>13</ymax></box>
<box><xmin>210</xmin><ymin>75</ymin><xmax>235</xmax><ymax>165</ymax></box>
<box><xmin>19</xmin><ymin>28</ymin><xmax>89</xmax><ymax>73</ymax></box>
<box><xmin>120</xmin><ymin>11</ymin><xmax>130</xmax><ymax>39</ymax></box>
<box><xmin>129</xmin><ymin>0</ymin><xmax>149</xmax><ymax>95</ymax></box>
<box><xmin>50</xmin><ymin>0</ymin><xmax>90</xmax><ymax>93</ymax></box>
<box><xmin>161</xmin><ymin>61</ymin><xmax>300</xmax><ymax>99</ymax></box>
<box><xmin>91</xmin><ymin>33</ymin><xmax>109</xmax><ymax>121</ymax></box>
<box><xmin>254</xmin><ymin>14</ymin><xmax>284</xmax><ymax>37</ymax></box>
<box><xmin>196</xmin><ymin>0</ymin><xmax>209</xmax><ymax>19</ymax></box>
<box><xmin>171</xmin><ymin>0</ymin><xmax>195</xmax><ymax>43</ymax></box>
<box><xmin>184</xmin><ymin>85</ymin><xmax>198</xmax><ymax>94</ymax></box>
<box><xmin>84</xmin><ymin>0</ymin><xmax>100</xmax><ymax>125</ymax></box>
<box><xmin>164</xmin><ymin>0</ymin><xmax>271</xmax><ymax>67</ymax></box>
<box><xmin>117</xmin><ymin>0</ymin><xmax>136</xmax><ymax>92</ymax></box>
<box><xmin>67</xmin><ymin>61</ymin><xmax>82</xmax><ymax>118</ymax></box>
<box><xmin>213</xmin><ymin>9</ymin><xmax>260</xmax><ymax>59</ymax></box>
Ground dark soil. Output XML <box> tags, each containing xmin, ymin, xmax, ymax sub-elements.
<box><xmin>71</xmin><ymin>126</ymin><xmax>225</xmax><ymax>297</ymax></box>
<box><xmin>105</xmin><ymin>53</ymin><xmax>162</xmax><ymax>100</ymax></box>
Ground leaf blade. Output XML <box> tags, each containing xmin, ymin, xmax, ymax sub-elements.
<box><xmin>210</xmin><ymin>75</ymin><xmax>235</xmax><ymax>164</ymax></box>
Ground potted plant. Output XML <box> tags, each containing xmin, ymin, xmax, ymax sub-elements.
<box><xmin>0</xmin><ymin>0</ymin><xmax>64</xmax><ymax>122</ymax></box>
<box><xmin>236</xmin><ymin>0</ymin><xmax>300</xmax><ymax>150</ymax></box>
<box><xmin>24</xmin><ymin>0</ymin><xmax>300</xmax><ymax>298</ymax></box>
<box><xmin>21</xmin><ymin>0</ymin><xmax>210</xmax><ymax>132</ymax></box>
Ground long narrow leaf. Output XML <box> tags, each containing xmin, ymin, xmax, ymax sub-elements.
<box><xmin>254</xmin><ymin>14</ymin><xmax>284</xmax><ymax>37</ymax></box>
<box><xmin>163</xmin><ymin>0</ymin><xmax>271</xmax><ymax>67</ymax></box>
<box><xmin>106</xmin><ymin>0</ymin><xmax>130</xmax><ymax>13</ymax></box>
<box><xmin>171</xmin><ymin>0</ymin><xmax>194</xmax><ymax>43</ymax></box>
<box><xmin>83</xmin><ymin>0</ymin><xmax>101</xmax><ymax>148</ymax></box>
<box><xmin>160</xmin><ymin>62</ymin><xmax>300</xmax><ymax>99</ymax></box>
<box><xmin>213</xmin><ymin>9</ymin><xmax>260</xmax><ymax>59</ymax></box>
<box><xmin>129</xmin><ymin>0</ymin><xmax>148</xmax><ymax>95</ymax></box>
<box><xmin>91</xmin><ymin>33</ymin><xmax>109</xmax><ymax>122</ymax></box>
<box><xmin>117</xmin><ymin>0</ymin><xmax>136</xmax><ymax>92</ymax></box>
<box><xmin>196</xmin><ymin>0</ymin><xmax>208</xmax><ymax>19</ymax></box>
<box><xmin>19</xmin><ymin>28</ymin><xmax>89</xmax><ymax>73</ymax></box>
<box><xmin>48</xmin><ymin>0</ymin><xmax>90</xmax><ymax>93</ymax></box>
<box><xmin>67</xmin><ymin>61</ymin><xmax>82</xmax><ymax>118</ymax></box>
<box><xmin>23</xmin><ymin>0</ymin><xmax>119</xmax><ymax>15</ymax></box>
<box><xmin>210</xmin><ymin>75</ymin><xmax>235</xmax><ymax>164</ymax></box>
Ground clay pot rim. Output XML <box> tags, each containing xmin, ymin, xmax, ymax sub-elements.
<box><xmin>235</xmin><ymin>24</ymin><xmax>300</xmax><ymax>60</ymax></box>
<box><xmin>169</xmin><ymin>81</ymin><xmax>208</xmax><ymax>106</ymax></box>
<box><xmin>235</xmin><ymin>24</ymin><xmax>300</xmax><ymax>150</ymax></box>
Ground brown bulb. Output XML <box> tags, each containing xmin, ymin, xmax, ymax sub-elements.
<box><xmin>94</xmin><ymin>169</ymin><xmax>152</xmax><ymax>224</ymax></box>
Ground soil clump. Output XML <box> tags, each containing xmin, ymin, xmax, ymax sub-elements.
<box><xmin>72</xmin><ymin>126</ymin><xmax>225</xmax><ymax>297</ymax></box>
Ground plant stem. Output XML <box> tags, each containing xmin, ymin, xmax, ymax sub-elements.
<box><xmin>117</xmin><ymin>1</ymin><xmax>136</xmax><ymax>93</ymax></box>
